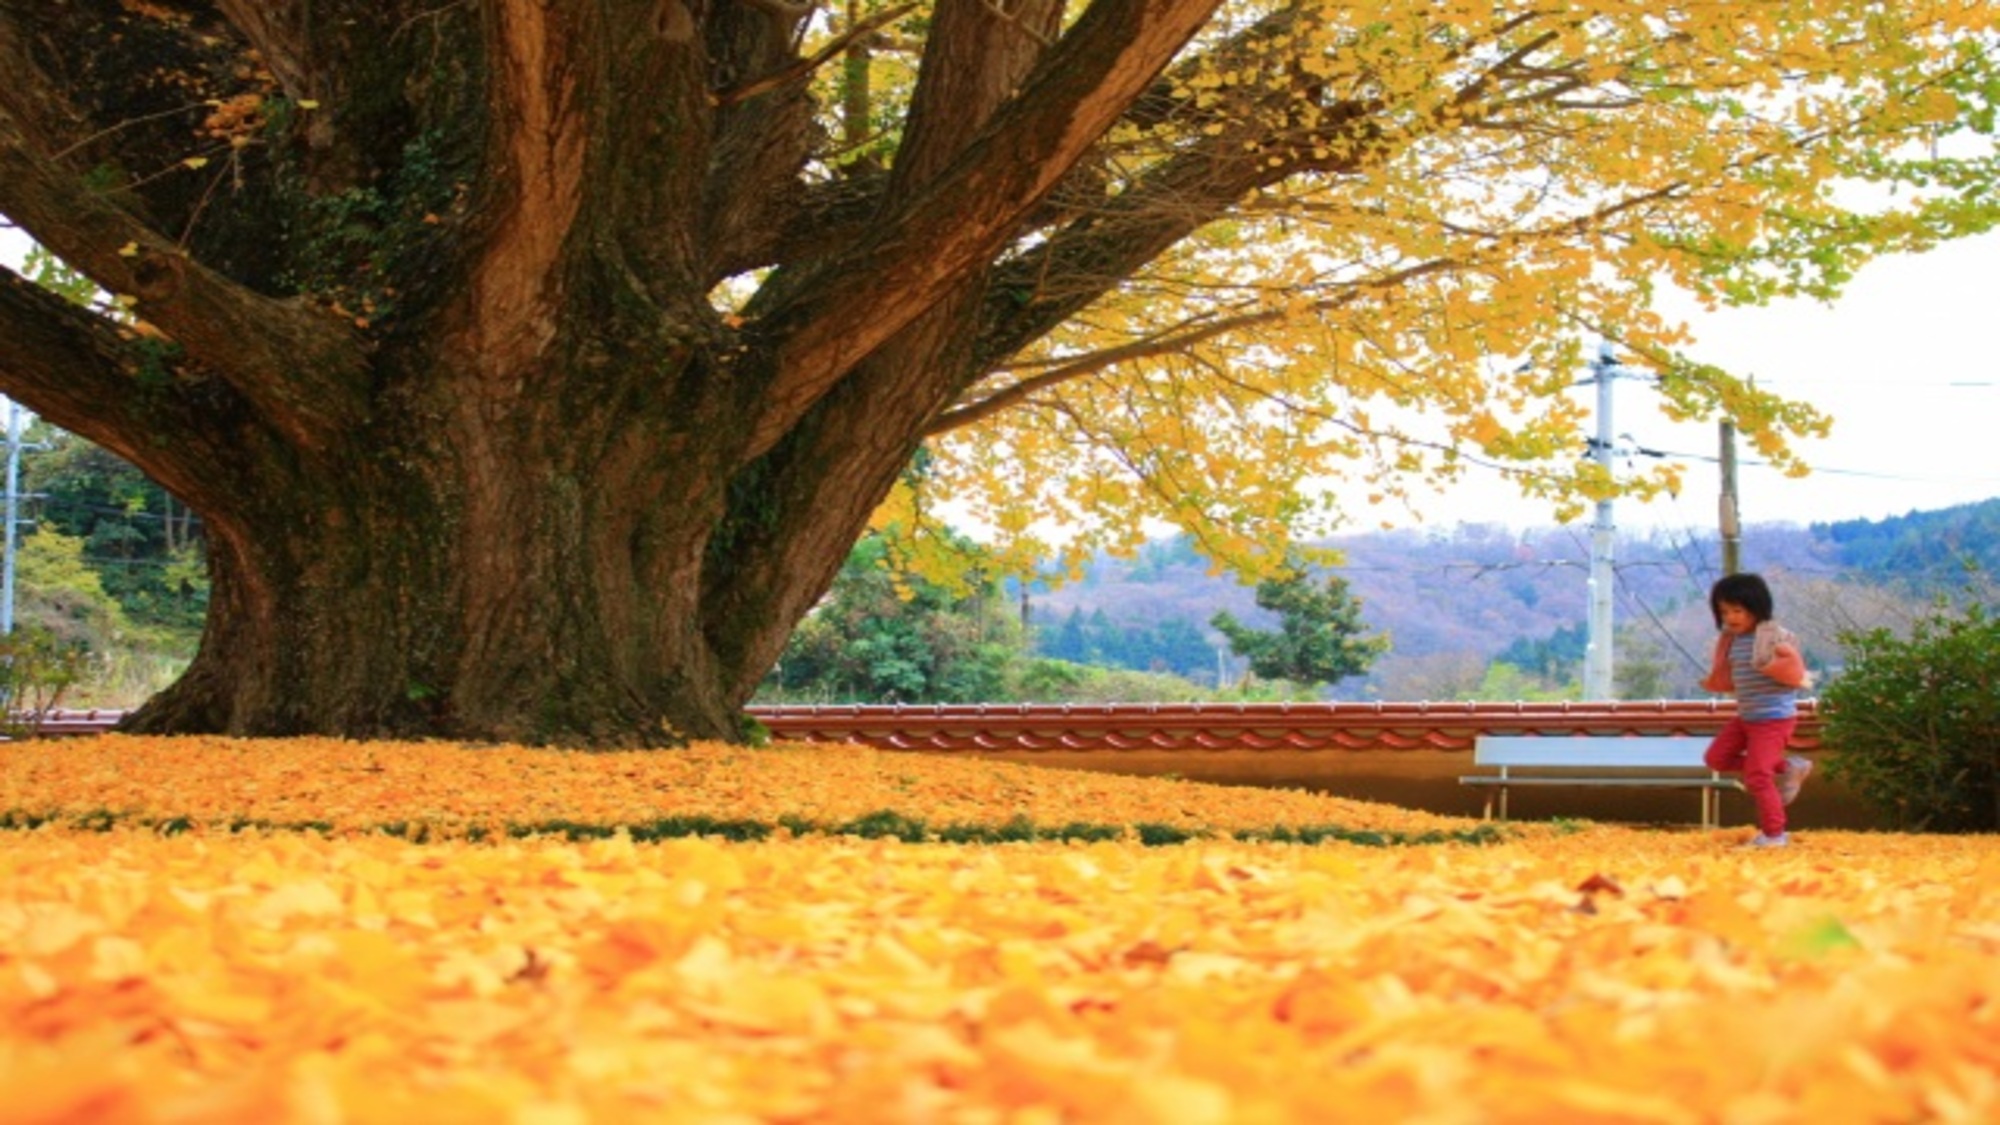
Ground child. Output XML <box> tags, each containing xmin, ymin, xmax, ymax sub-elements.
<box><xmin>1700</xmin><ymin>572</ymin><xmax>1813</xmax><ymax>848</ymax></box>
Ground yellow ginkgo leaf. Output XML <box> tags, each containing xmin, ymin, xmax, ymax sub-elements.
<box><xmin>0</xmin><ymin>765</ymin><xmax>1997</xmax><ymax>1124</ymax></box>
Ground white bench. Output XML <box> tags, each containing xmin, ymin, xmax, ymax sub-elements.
<box><xmin>1460</xmin><ymin>735</ymin><xmax>1741</xmax><ymax>828</ymax></box>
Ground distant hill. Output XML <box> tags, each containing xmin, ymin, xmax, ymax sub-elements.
<box><xmin>1814</xmin><ymin>498</ymin><xmax>2000</xmax><ymax>587</ymax></box>
<box><xmin>1026</xmin><ymin>498</ymin><xmax>1999</xmax><ymax>700</ymax></box>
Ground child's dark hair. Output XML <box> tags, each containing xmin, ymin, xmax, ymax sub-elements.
<box><xmin>1709</xmin><ymin>572</ymin><xmax>1774</xmax><ymax>627</ymax></box>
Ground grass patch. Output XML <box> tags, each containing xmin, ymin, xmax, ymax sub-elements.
<box><xmin>0</xmin><ymin>806</ymin><xmax>1510</xmax><ymax>848</ymax></box>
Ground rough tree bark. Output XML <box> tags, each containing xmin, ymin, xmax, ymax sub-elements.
<box><xmin>0</xmin><ymin>0</ymin><xmax>1224</xmax><ymax>743</ymax></box>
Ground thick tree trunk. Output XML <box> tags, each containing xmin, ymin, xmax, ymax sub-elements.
<box><xmin>125</xmin><ymin>502</ymin><xmax>751</xmax><ymax>745</ymax></box>
<box><xmin>0</xmin><ymin>0</ymin><xmax>1223</xmax><ymax>746</ymax></box>
<box><xmin>117</xmin><ymin>338</ymin><xmax>811</xmax><ymax>745</ymax></box>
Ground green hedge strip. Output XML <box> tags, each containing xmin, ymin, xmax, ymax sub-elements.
<box><xmin>0</xmin><ymin>807</ymin><xmax>1507</xmax><ymax>848</ymax></box>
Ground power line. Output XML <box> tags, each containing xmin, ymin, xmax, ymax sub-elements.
<box><xmin>1609</xmin><ymin>558</ymin><xmax>1708</xmax><ymax>675</ymax></box>
<box><xmin>75</xmin><ymin>555</ymin><xmax>202</xmax><ymax>571</ymax></box>
<box><xmin>1614</xmin><ymin>440</ymin><xmax>2000</xmax><ymax>484</ymax></box>
<box><xmin>35</xmin><ymin>502</ymin><xmax>204</xmax><ymax>525</ymax></box>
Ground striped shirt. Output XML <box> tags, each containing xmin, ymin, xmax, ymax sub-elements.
<box><xmin>1729</xmin><ymin>632</ymin><xmax>1798</xmax><ymax>721</ymax></box>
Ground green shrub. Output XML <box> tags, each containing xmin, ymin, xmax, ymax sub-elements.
<box><xmin>0</xmin><ymin>625</ymin><xmax>90</xmax><ymax>737</ymax></box>
<box><xmin>11</xmin><ymin>526</ymin><xmax>193</xmax><ymax>708</ymax></box>
<box><xmin>1820</xmin><ymin>601</ymin><xmax>2000</xmax><ymax>832</ymax></box>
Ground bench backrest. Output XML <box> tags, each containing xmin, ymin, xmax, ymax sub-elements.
<box><xmin>1473</xmin><ymin>734</ymin><xmax>1715</xmax><ymax>770</ymax></box>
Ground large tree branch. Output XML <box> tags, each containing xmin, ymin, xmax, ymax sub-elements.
<box><xmin>0</xmin><ymin>105</ymin><xmax>371</xmax><ymax>456</ymax></box>
<box><xmin>697</xmin><ymin>0</ymin><xmax>1096</xmax><ymax>678</ymax></box>
<box><xmin>715</xmin><ymin>3</ymin><xmax>919</xmax><ymax>108</ymax></box>
<box><xmin>695</xmin><ymin>0</ymin><xmax>1080</xmax><ymax>684</ymax></box>
<box><xmin>0</xmin><ymin>266</ymin><xmax>261</xmax><ymax>512</ymax></box>
<box><xmin>695</xmin><ymin>0</ymin><xmax>816</xmax><ymax>292</ymax></box>
<box><xmin>742</xmin><ymin>0</ymin><xmax>1223</xmax><ymax>460</ymax></box>
<box><xmin>968</xmin><ymin>97</ymin><xmax>1375</xmax><ymax>371</ymax></box>
<box><xmin>706</xmin><ymin>169</ymin><xmax>887</xmax><ymax>286</ymax></box>
<box><xmin>458</xmin><ymin>0</ymin><xmax>594</xmax><ymax>379</ymax></box>
<box><xmin>967</xmin><ymin>167</ymin><xmax>1690</xmax><ymax>409</ymax></box>
<box><xmin>1</xmin><ymin>2</ymin><xmax>305</xmax><ymax>258</ymax></box>
<box><xmin>213</xmin><ymin>1</ymin><xmax>315</xmax><ymax>101</ymax></box>
<box><xmin>466</xmin><ymin>0</ymin><xmax>724</xmax><ymax>379</ymax></box>
<box><xmin>931</xmin><ymin>256</ymin><xmax>1468</xmax><ymax>433</ymax></box>
<box><xmin>209</xmin><ymin>0</ymin><xmax>384</xmax><ymax>195</ymax></box>
<box><xmin>892</xmin><ymin>0</ymin><xmax>1064</xmax><ymax>191</ymax></box>
<box><xmin>966</xmin><ymin>12</ymin><xmax>1599</xmax><ymax>372</ymax></box>
<box><xmin>0</xmin><ymin>5</ymin><xmax>83</xmax><ymax>155</ymax></box>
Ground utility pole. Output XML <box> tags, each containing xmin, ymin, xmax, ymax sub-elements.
<box><xmin>1582</xmin><ymin>341</ymin><xmax>1618</xmax><ymax>700</ymax></box>
<box><xmin>2</xmin><ymin>397</ymin><xmax>24</xmax><ymax>635</ymax></box>
<box><xmin>1718</xmin><ymin>420</ymin><xmax>1741</xmax><ymax>576</ymax></box>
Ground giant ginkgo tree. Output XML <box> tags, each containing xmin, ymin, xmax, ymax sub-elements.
<box><xmin>0</xmin><ymin>0</ymin><xmax>1994</xmax><ymax>744</ymax></box>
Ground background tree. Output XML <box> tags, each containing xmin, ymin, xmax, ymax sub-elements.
<box><xmin>1610</xmin><ymin>634</ymin><xmax>1673</xmax><ymax>701</ymax></box>
<box><xmin>1030</xmin><ymin>604</ymin><xmax>1215</xmax><ymax>678</ymax></box>
<box><xmin>1814</xmin><ymin>503</ymin><xmax>2000</xmax><ymax>598</ymax></box>
<box><xmin>1366</xmin><ymin>650</ymin><xmax>1491</xmax><ymax>703</ymax></box>
<box><xmin>1463</xmin><ymin>661</ymin><xmax>1580</xmax><ymax>703</ymax></box>
<box><xmin>1210</xmin><ymin>568</ymin><xmax>1385</xmax><ymax>687</ymax></box>
<box><xmin>1043</xmin><ymin>608</ymin><xmax>1095</xmax><ymax>666</ymax></box>
<box><xmin>763</xmin><ymin>534</ymin><xmax>1020</xmax><ymax>704</ymax></box>
<box><xmin>0</xmin><ymin>1</ymin><xmax>1994</xmax><ymax>743</ymax></box>
<box><xmin>1494</xmin><ymin>623</ymin><xmax>1589</xmax><ymax>691</ymax></box>
<box><xmin>9</xmin><ymin>199</ymin><xmax>206</xmax><ymax>694</ymax></box>
<box><xmin>759</xmin><ymin>533</ymin><xmax>1279</xmax><ymax>704</ymax></box>
<box><xmin>24</xmin><ymin>425</ymin><xmax>208</xmax><ymax>634</ymax></box>
<box><xmin>12</xmin><ymin>527</ymin><xmax>125</xmax><ymax>649</ymax></box>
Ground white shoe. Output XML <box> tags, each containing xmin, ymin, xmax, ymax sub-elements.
<box><xmin>1777</xmin><ymin>755</ymin><xmax>1813</xmax><ymax>807</ymax></box>
<box><xmin>1741</xmin><ymin>833</ymin><xmax>1790</xmax><ymax>849</ymax></box>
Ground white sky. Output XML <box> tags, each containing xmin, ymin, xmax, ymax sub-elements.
<box><xmin>5</xmin><ymin>223</ymin><xmax>1997</xmax><ymax>536</ymax></box>
<box><xmin>1710</xmin><ymin>230</ymin><xmax>2000</xmax><ymax>525</ymax></box>
<box><xmin>1469</xmin><ymin>229</ymin><xmax>2000</xmax><ymax>534</ymax></box>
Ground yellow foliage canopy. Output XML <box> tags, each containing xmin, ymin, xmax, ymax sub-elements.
<box><xmin>879</xmin><ymin>0</ymin><xmax>2000</xmax><ymax>577</ymax></box>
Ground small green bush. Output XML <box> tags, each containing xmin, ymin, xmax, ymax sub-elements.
<box><xmin>0</xmin><ymin>625</ymin><xmax>89</xmax><ymax>737</ymax></box>
<box><xmin>1820</xmin><ymin>601</ymin><xmax>2000</xmax><ymax>832</ymax></box>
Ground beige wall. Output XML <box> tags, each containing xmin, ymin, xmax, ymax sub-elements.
<box><xmin>959</xmin><ymin>748</ymin><xmax>1883</xmax><ymax>831</ymax></box>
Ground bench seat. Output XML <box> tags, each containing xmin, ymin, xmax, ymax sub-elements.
<box><xmin>1460</xmin><ymin>734</ymin><xmax>1741</xmax><ymax>827</ymax></box>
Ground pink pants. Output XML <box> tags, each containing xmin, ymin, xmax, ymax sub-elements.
<box><xmin>1705</xmin><ymin>716</ymin><xmax>1798</xmax><ymax>836</ymax></box>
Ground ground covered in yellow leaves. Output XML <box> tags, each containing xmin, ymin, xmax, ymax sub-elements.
<box><xmin>3</xmin><ymin>738</ymin><xmax>1997</xmax><ymax>1123</ymax></box>
<box><xmin>0</xmin><ymin>736</ymin><xmax>1475</xmax><ymax>842</ymax></box>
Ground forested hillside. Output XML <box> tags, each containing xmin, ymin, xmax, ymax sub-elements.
<box><xmin>1815</xmin><ymin>500</ymin><xmax>2000</xmax><ymax>587</ymax></box>
<box><xmin>1029</xmin><ymin>500</ymin><xmax>1999</xmax><ymax>700</ymax></box>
